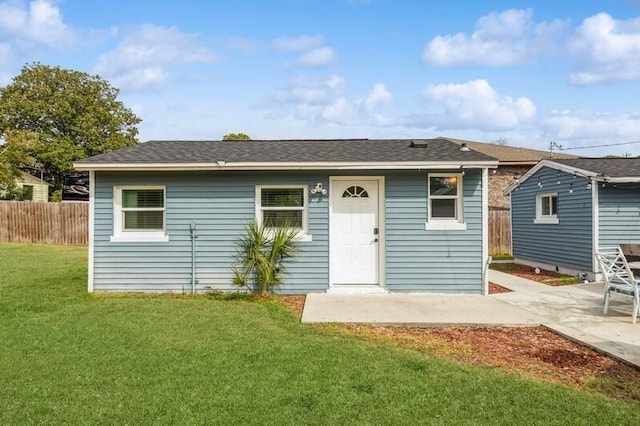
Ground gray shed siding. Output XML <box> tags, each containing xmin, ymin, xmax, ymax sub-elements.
<box><xmin>511</xmin><ymin>167</ymin><xmax>592</xmax><ymax>271</ymax></box>
<box><xmin>93</xmin><ymin>169</ymin><xmax>484</xmax><ymax>293</ymax></box>
<box><xmin>598</xmin><ymin>185</ymin><xmax>640</xmax><ymax>247</ymax></box>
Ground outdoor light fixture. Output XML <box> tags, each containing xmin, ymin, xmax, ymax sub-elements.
<box><xmin>310</xmin><ymin>183</ymin><xmax>327</xmax><ymax>195</ymax></box>
<box><xmin>569</xmin><ymin>183</ymin><xmax>573</xmax><ymax>194</ymax></box>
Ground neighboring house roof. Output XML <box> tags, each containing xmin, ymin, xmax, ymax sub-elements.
<box><xmin>504</xmin><ymin>158</ymin><xmax>640</xmax><ymax>194</ymax></box>
<box><xmin>444</xmin><ymin>137</ymin><xmax>578</xmax><ymax>165</ymax></box>
<box><xmin>17</xmin><ymin>170</ymin><xmax>48</xmax><ymax>186</ymax></box>
<box><xmin>74</xmin><ymin>138</ymin><xmax>498</xmax><ymax>171</ymax></box>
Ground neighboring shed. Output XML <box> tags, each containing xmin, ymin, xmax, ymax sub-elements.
<box><xmin>505</xmin><ymin>158</ymin><xmax>640</xmax><ymax>280</ymax></box>
<box><xmin>74</xmin><ymin>138</ymin><xmax>498</xmax><ymax>295</ymax></box>
<box><xmin>16</xmin><ymin>171</ymin><xmax>49</xmax><ymax>202</ymax></box>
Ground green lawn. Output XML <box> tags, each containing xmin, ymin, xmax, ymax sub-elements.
<box><xmin>1</xmin><ymin>244</ymin><xmax>639</xmax><ymax>425</ymax></box>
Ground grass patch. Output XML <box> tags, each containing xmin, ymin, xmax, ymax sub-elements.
<box><xmin>1</xmin><ymin>243</ymin><xmax>639</xmax><ymax>424</ymax></box>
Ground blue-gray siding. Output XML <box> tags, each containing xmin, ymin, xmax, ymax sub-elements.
<box><xmin>93</xmin><ymin>169</ymin><xmax>484</xmax><ymax>294</ymax></box>
<box><xmin>385</xmin><ymin>170</ymin><xmax>483</xmax><ymax>293</ymax></box>
<box><xmin>511</xmin><ymin>167</ymin><xmax>592</xmax><ymax>271</ymax></box>
<box><xmin>598</xmin><ymin>184</ymin><xmax>640</xmax><ymax>247</ymax></box>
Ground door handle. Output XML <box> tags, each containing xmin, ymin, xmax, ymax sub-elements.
<box><xmin>371</xmin><ymin>238</ymin><xmax>378</xmax><ymax>243</ymax></box>
<box><xmin>373</xmin><ymin>227</ymin><xmax>379</xmax><ymax>235</ymax></box>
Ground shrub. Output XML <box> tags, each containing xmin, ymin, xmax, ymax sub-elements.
<box><xmin>232</xmin><ymin>221</ymin><xmax>300</xmax><ymax>295</ymax></box>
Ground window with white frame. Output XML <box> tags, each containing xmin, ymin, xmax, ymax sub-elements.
<box><xmin>256</xmin><ymin>186</ymin><xmax>310</xmax><ymax>238</ymax></box>
<box><xmin>535</xmin><ymin>193</ymin><xmax>558</xmax><ymax>224</ymax></box>
<box><xmin>426</xmin><ymin>173</ymin><xmax>465</xmax><ymax>230</ymax></box>
<box><xmin>111</xmin><ymin>186</ymin><xmax>168</xmax><ymax>242</ymax></box>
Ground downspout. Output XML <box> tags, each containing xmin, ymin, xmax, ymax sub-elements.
<box><xmin>190</xmin><ymin>221</ymin><xmax>197</xmax><ymax>294</ymax></box>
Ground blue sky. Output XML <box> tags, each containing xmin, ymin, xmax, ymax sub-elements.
<box><xmin>1</xmin><ymin>0</ymin><xmax>640</xmax><ymax>156</ymax></box>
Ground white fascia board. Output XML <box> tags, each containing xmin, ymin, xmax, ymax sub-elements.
<box><xmin>600</xmin><ymin>177</ymin><xmax>640</xmax><ymax>183</ymax></box>
<box><xmin>503</xmin><ymin>160</ymin><xmax>599</xmax><ymax>195</ymax></box>
<box><xmin>73</xmin><ymin>160</ymin><xmax>498</xmax><ymax>172</ymax></box>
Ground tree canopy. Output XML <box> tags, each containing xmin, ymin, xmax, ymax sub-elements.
<box><xmin>0</xmin><ymin>63</ymin><xmax>141</xmax><ymax>191</ymax></box>
<box><xmin>223</xmin><ymin>132</ymin><xmax>251</xmax><ymax>140</ymax></box>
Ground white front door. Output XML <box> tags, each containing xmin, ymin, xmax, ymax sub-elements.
<box><xmin>330</xmin><ymin>178</ymin><xmax>380</xmax><ymax>285</ymax></box>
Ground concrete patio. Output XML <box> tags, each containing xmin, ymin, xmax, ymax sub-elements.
<box><xmin>301</xmin><ymin>269</ymin><xmax>640</xmax><ymax>368</ymax></box>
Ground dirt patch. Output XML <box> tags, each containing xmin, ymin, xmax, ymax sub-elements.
<box><xmin>274</xmin><ymin>295</ymin><xmax>640</xmax><ymax>401</ymax></box>
<box><xmin>490</xmin><ymin>263</ymin><xmax>582</xmax><ymax>286</ymax></box>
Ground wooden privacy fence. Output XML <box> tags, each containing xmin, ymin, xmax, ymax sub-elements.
<box><xmin>489</xmin><ymin>209</ymin><xmax>512</xmax><ymax>256</ymax></box>
<box><xmin>0</xmin><ymin>201</ymin><xmax>88</xmax><ymax>245</ymax></box>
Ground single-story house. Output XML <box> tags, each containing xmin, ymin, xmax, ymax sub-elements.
<box><xmin>505</xmin><ymin>158</ymin><xmax>640</xmax><ymax>280</ymax></box>
<box><xmin>16</xmin><ymin>171</ymin><xmax>49</xmax><ymax>202</ymax></box>
<box><xmin>74</xmin><ymin>138</ymin><xmax>498</xmax><ymax>294</ymax></box>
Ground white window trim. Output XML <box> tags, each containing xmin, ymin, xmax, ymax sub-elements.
<box><xmin>425</xmin><ymin>173</ymin><xmax>466</xmax><ymax>231</ymax></box>
<box><xmin>111</xmin><ymin>186</ymin><xmax>169</xmax><ymax>242</ymax></box>
<box><xmin>255</xmin><ymin>185</ymin><xmax>312</xmax><ymax>242</ymax></box>
<box><xmin>534</xmin><ymin>192</ymin><xmax>559</xmax><ymax>225</ymax></box>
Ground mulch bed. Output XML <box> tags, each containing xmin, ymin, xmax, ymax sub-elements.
<box><xmin>489</xmin><ymin>282</ymin><xmax>512</xmax><ymax>293</ymax></box>
<box><xmin>490</xmin><ymin>264</ymin><xmax>582</xmax><ymax>286</ymax></box>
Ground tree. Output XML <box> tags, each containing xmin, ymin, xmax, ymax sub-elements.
<box><xmin>223</xmin><ymin>132</ymin><xmax>251</xmax><ymax>140</ymax></box>
<box><xmin>0</xmin><ymin>130</ymin><xmax>36</xmax><ymax>198</ymax></box>
<box><xmin>493</xmin><ymin>137</ymin><xmax>508</xmax><ymax>146</ymax></box>
<box><xmin>0</xmin><ymin>63</ymin><xmax>141</xmax><ymax>190</ymax></box>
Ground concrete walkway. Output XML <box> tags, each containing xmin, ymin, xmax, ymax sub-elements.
<box><xmin>301</xmin><ymin>270</ymin><xmax>640</xmax><ymax>367</ymax></box>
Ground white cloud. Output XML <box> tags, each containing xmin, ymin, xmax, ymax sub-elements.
<box><xmin>296</xmin><ymin>46</ymin><xmax>336</xmax><ymax>66</ymax></box>
<box><xmin>94</xmin><ymin>24</ymin><xmax>215</xmax><ymax>92</ymax></box>
<box><xmin>541</xmin><ymin>110</ymin><xmax>640</xmax><ymax>141</ymax></box>
<box><xmin>416</xmin><ymin>79</ymin><xmax>536</xmax><ymax>131</ymax></box>
<box><xmin>423</xmin><ymin>8</ymin><xmax>640</xmax><ymax>85</ymax></box>
<box><xmin>0</xmin><ymin>0</ymin><xmax>74</xmax><ymax>48</ymax></box>
<box><xmin>568</xmin><ymin>13</ymin><xmax>640</xmax><ymax>85</ymax></box>
<box><xmin>266</xmin><ymin>76</ymin><xmax>395</xmax><ymax>126</ymax></box>
<box><xmin>365</xmin><ymin>83</ymin><xmax>392</xmax><ymax>111</ymax></box>
<box><xmin>423</xmin><ymin>9</ymin><xmax>568</xmax><ymax>66</ymax></box>
<box><xmin>271</xmin><ymin>34</ymin><xmax>324</xmax><ymax>52</ymax></box>
<box><xmin>271</xmin><ymin>33</ymin><xmax>336</xmax><ymax>68</ymax></box>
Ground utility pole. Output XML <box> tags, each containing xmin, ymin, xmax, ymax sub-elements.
<box><xmin>549</xmin><ymin>141</ymin><xmax>562</xmax><ymax>158</ymax></box>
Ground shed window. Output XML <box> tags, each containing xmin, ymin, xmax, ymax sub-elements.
<box><xmin>111</xmin><ymin>186</ymin><xmax>168</xmax><ymax>242</ymax></box>
<box><xmin>256</xmin><ymin>186</ymin><xmax>311</xmax><ymax>240</ymax></box>
<box><xmin>534</xmin><ymin>193</ymin><xmax>559</xmax><ymax>224</ymax></box>
<box><xmin>425</xmin><ymin>173</ymin><xmax>466</xmax><ymax>230</ymax></box>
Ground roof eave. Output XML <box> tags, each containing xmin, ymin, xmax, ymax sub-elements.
<box><xmin>74</xmin><ymin>160</ymin><xmax>499</xmax><ymax>172</ymax></box>
<box><xmin>503</xmin><ymin>159</ymin><xmax>600</xmax><ymax>195</ymax></box>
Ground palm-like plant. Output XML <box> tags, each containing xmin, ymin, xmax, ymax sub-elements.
<box><xmin>232</xmin><ymin>221</ymin><xmax>300</xmax><ymax>295</ymax></box>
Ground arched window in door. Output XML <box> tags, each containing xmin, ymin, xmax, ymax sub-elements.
<box><xmin>342</xmin><ymin>185</ymin><xmax>369</xmax><ymax>198</ymax></box>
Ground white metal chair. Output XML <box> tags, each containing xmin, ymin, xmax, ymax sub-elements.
<box><xmin>595</xmin><ymin>247</ymin><xmax>640</xmax><ymax>324</ymax></box>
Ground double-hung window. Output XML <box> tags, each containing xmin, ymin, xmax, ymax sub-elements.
<box><xmin>256</xmin><ymin>186</ymin><xmax>311</xmax><ymax>240</ymax></box>
<box><xmin>535</xmin><ymin>193</ymin><xmax>558</xmax><ymax>224</ymax></box>
<box><xmin>112</xmin><ymin>186</ymin><xmax>168</xmax><ymax>242</ymax></box>
<box><xmin>426</xmin><ymin>173</ymin><xmax>465</xmax><ymax>230</ymax></box>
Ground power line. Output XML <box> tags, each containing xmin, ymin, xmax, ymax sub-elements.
<box><xmin>559</xmin><ymin>140</ymin><xmax>640</xmax><ymax>151</ymax></box>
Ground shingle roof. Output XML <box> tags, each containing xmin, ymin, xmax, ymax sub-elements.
<box><xmin>75</xmin><ymin>138</ymin><xmax>497</xmax><ymax>168</ymax></box>
<box><xmin>445</xmin><ymin>137</ymin><xmax>578</xmax><ymax>163</ymax></box>
<box><xmin>550</xmin><ymin>158</ymin><xmax>640</xmax><ymax>178</ymax></box>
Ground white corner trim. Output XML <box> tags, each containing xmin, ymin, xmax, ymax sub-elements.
<box><xmin>533</xmin><ymin>217</ymin><xmax>559</xmax><ymax>225</ymax></box>
<box><xmin>481</xmin><ymin>167</ymin><xmax>489</xmax><ymax>296</ymax></box>
<box><xmin>88</xmin><ymin>171</ymin><xmax>95</xmax><ymax>293</ymax></box>
<box><xmin>592</xmin><ymin>178</ymin><xmax>599</xmax><ymax>273</ymax></box>
<box><xmin>425</xmin><ymin>221</ymin><xmax>467</xmax><ymax>231</ymax></box>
